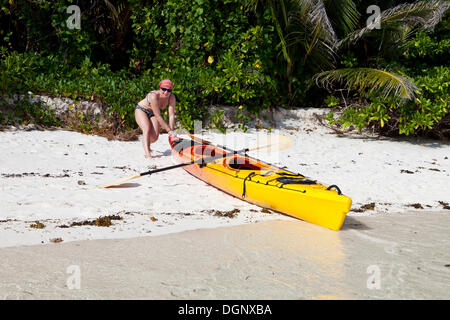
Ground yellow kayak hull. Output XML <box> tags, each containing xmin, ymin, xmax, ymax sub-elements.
<box><xmin>170</xmin><ymin>137</ymin><xmax>352</xmax><ymax>230</ymax></box>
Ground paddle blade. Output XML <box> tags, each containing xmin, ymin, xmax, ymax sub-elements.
<box><xmin>189</xmin><ymin>133</ymin><xmax>292</xmax><ymax>153</ymax></box>
<box><xmin>99</xmin><ymin>173</ymin><xmax>142</xmax><ymax>188</ymax></box>
<box><xmin>248</xmin><ymin>134</ymin><xmax>292</xmax><ymax>153</ymax></box>
<box><xmin>188</xmin><ymin>134</ymin><xmax>211</xmax><ymax>145</ymax></box>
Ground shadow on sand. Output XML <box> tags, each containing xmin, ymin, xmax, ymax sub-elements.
<box><xmin>106</xmin><ymin>183</ymin><xmax>141</xmax><ymax>189</ymax></box>
<box><xmin>340</xmin><ymin>216</ymin><xmax>371</xmax><ymax>231</ymax></box>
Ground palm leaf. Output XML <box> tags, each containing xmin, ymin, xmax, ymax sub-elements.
<box><xmin>271</xmin><ymin>0</ymin><xmax>291</xmax><ymax>65</ymax></box>
<box><xmin>323</xmin><ymin>0</ymin><xmax>360</xmax><ymax>36</ymax></box>
<box><xmin>339</xmin><ymin>0</ymin><xmax>450</xmax><ymax>47</ymax></box>
<box><xmin>313</xmin><ymin>68</ymin><xmax>418</xmax><ymax>99</ymax></box>
<box><xmin>285</xmin><ymin>0</ymin><xmax>338</xmax><ymax>70</ymax></box>
<box><xmin>245</xmin><ymin>0</ymin><xmax>339</xmax><ymax>71</ymax></box>
<box><xmin>306</xmin><ymin>0</ymin><xmax>338</xmax><ymax>45</ymax></box>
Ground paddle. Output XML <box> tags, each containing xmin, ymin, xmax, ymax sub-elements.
<box><xmin>99</xmin><ymin>133</ymin><xmax>293</xmax><ymax>188</ymax></box>
<box><xmin>98</xmin><ymin>135</ymin><xmax>289</xmax><ymax>188</ymax></box>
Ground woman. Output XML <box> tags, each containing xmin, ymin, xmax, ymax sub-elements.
<box><xmin>135</xmin><ymin>79</ymin><xmax>177</xmax><ymax>158</ymax></box>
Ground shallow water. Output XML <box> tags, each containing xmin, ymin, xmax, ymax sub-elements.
<box><xmin>0</xmin><ymin>211</ymin><xmax>448</xmax><ymax>299</ymax></box>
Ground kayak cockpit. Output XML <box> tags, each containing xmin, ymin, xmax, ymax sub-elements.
<box><xmin>179</xmin><ymin>140</ymin><xmax>276</xmax><ymax>172</ymax></box>
<box><xmin>191</xmin><ymin>145</ymin><xmax>226</xmax><ymax>157</ymax></box>
<box><xmin>226</xmin><ymin>156</ymin><xmax>273</xmax><ymax>171</ymax></box>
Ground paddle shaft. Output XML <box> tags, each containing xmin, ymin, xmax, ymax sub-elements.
<box><xmin>139</xmin><ymin>147</ymin><xmax>247</xmax><ymax>177</ymax></box>
<box><xmin>99</xmin><ymin>136</ymin><xmax>285</xmax><ymax>188</ymax></box>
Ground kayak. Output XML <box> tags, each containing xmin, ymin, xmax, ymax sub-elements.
<box><xmin>169</xmin><ymin>136</ymin><xmax>352</xmax><ymax>230</ymax></box>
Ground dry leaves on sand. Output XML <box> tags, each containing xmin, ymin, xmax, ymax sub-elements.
<box><xmin>30</xmin><ymin>221</ymin><xmax>45</xmax><ymax>229</ymax></box>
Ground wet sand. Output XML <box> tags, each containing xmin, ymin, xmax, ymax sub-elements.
<box><xmin>1</xmin><ymin>211</ymin><xmax>449</xmax><ymax>299</ymax></box>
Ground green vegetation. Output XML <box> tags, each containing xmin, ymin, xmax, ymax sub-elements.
<box><xmin>209</xmin><ymin>109</ymin><xmax>227</xmax><ymax>133</ymax></box>
<box><xmin>0</xmin><ymin>0</ymin><xmax>448</xmax><ymax>137</ymax></box>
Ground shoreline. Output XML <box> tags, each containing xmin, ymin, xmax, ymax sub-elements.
<box><xmin>0</xmin><ymin>211</ymin><xmax>449</xmax><ymax>299</ymax></box>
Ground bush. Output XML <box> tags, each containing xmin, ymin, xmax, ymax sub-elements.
<box><xmin>1</xmin><ymin>0</ymin><xmax>282</xmax><ymax>132</ymax></box>
<box><xmin>128</xmin><ymin>0</ymin><xmax>280</xmax><ymax>130</ymax></box>
<box><xmin>326</xmin><ymin>14</ymin><xmax>450</xmax><ymax>138</ymax></box>
<box><xmin>1</xmin><ymin>1</ymin><xmax>448</xmax><ymax>138</ymax></box>
<box><xmin>327</xmin><ymin>66</ymin><xmax>449</xmax><ymax>137</ymax></box>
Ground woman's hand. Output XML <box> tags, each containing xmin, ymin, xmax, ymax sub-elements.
<box><xmin>168</xmin><ymin>130</ymin><xmax>177</xmax><ymax>138</ymax></box>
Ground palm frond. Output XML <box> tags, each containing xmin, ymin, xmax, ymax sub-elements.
<box><xmin>270</xmin><ymin>1</ymin><xmax>292</xmax><ymax>67</ymax></box>
<box><xmin>245</xmin><ymin>0</ymin><xmax>340</xmax><ymax>71</ymax></box>
<box><xmin>339</xmin><ymin>0</ymin><xmax>450</xmax><ymax>47</ymax></box>
<box><xmin>313</xmin><ymin>68</ymin><xmax>418</xmax><ymax>100</ymax></box>
<box><xmin>285</xmin><ymin>0</ymin><xmax>338</xmax><ymax>70</ymax></box>
<box><xmin>323</xmin><ymin>0</ymin><xmax>360</xmax><ymax>36</ymax></box>
<box><xmin>307</xmin><ymin>0</ymin><xmax>338</xmax><ymax>45</ymax></box>
<box><xmin>244</xmin><ymin>0</ymin><xmax>260</xmax><ymax>11</ymax></box>
<box><xmin>103</xmin><ymin>0</ymin><xmax>121</xmax><ymax>27</ymax></box>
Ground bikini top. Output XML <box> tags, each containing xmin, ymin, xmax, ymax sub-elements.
<box><xmin>146</xmin><ymin>92</ymin><xmax>173</xmax><ymax>108</ymax></box>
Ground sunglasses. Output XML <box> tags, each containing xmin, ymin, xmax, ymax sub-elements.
<box><xmin>161</xmin><ymin>87</ymin><xmax>172</xmax><ymax>93</ymax></box>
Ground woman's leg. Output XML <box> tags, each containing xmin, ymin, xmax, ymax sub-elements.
<box><xmin>135</xmin><ymin>109</ymin><xmax>154</xmax><ymax>158</ymax></box>
<box><xmin>149</xmin><ymin>116</ymin><xmax>160</xmax><ymax>144</ymax></box>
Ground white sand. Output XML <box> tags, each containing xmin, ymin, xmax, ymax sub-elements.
<box><xmin>1</xmin><ymin>108</ymin><xmax>449</xmax><ymax>248</ymax></box>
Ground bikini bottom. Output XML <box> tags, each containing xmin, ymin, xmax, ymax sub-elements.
<box><xmin>136</xmin><ymin>105</ymin><xmax>154</xmax><ymax>120</ymax></box>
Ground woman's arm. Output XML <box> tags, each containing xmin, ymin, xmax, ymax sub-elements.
<box><xmin>168</xmin><ymin>95</ymin><xmax>176</xmax><ymax>131</ymax></box>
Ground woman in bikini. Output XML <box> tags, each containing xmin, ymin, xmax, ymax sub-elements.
<box><xmin>135</xmin><ymin>79</ymin><xmax>177</xmax><ymax>158</ymax></box>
